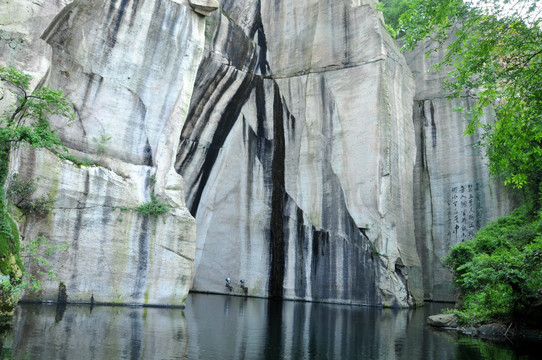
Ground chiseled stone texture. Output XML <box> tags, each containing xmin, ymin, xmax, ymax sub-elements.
<box><xmin>4</xmin><ymin>0</ymin><xmax>204</xmax><ymax>306</ymax></box>
<box><xmin>176</xmin><ymin>0</ymin><xmax>422</xmax><ymax>306</ymax></box>
<box><xmin>405</xmin><ymin>39</ymin><xmax>517</xmax><ymax>302</ymax></box>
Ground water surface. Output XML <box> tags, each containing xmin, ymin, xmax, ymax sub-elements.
<box><xmin>0</xmin><ymin>293</ymin><xmax>538</xmax><ymax>359</ymax></box>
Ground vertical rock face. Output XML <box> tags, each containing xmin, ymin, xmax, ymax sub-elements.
<box><xmin>176</xmin><ymin>0</ymin><xmax>421</xmax><ymax>306</ymax></box>
<box><xmin>3</xmin><ymin>0</ymin><xmax>508</xmax><ymax>308</ymax></box>
<box><xmin>405</xmin><ymin>40</ymin><xmax>517</xmax><ymax>301</ymax></box>
<box><xmin>1</xmin><ymin>0</ymin><xmax>208</xmax><ymax>306</ymax></box>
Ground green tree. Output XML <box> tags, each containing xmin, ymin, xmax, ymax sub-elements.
<box><xmin>398</xmin><ymin>0</ymin><xmax>542</xmax><ymax>327</ymax></box>
<box><xmin>377</xmin><ymin>0</ymin><xmax>413</xmax><ymax>37</ymax></box>
<box><xmin>0</xmin><ymin>66</ymin><xmax>73</xmax><ymax>190</ymax></box>
<box><xmin>400</xmin><ymin>0</ymin><xmax>542</xmax><ymax>201</ymax></box>
<box><xmin>444</xmin><ymin>206</ymin><xmax>542</xmax><ymax>325</ymax></box>
<box><xmin>0</xmin><ymin>66</ymin><xmax>73</xmax><ymax>315</ymax></box>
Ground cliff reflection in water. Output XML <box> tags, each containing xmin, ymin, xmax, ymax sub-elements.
<box><xmin>184</xmin><ymin>294</ymin><xmax>453</xmax><ymax>359</ymax></box>
<box><xmin>5</xmin><ymin>294</ymin><xmax>536</xmax><ymax>359</ymax></box>
<box><xmin>11</xmin><ymin>303</ymin><xmax>189</xmax><ymax>359</ymax></box>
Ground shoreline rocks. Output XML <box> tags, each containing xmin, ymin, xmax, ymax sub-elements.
<box><xmin>428</xmin><ymin>314</ymin><xmax>542</xmax><ymax>342</ymax></box>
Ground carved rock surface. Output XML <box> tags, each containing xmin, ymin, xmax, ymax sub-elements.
<box><xmin>405</xmin><ymin>39</ymin><xmax>517</xmax><ymax>301</ymax></box>
<box><xmin>176</xmin><ymin>0</ymin><xmax>421</xmax><ymax>306</ymax></box>
<box><xmin>2</xmin><ymin>0</ymin><xmax>204</xmax><ymax>306</ymax></box>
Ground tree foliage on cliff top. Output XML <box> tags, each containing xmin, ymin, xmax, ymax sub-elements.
<box><xmin>378</xmin><ymin>0</ymin><xmax>412</xmax><ymax>37</ymax></box>
<box><xmin>398</xmin><ymin>0</ymin><xmax>542</xmax><ymax>200</ymax></box>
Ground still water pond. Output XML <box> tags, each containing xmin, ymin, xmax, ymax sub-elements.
<box><xmin>1</xmin><ymin>293</ymin><xmax>538</xmax><ymax>359</ymax></box>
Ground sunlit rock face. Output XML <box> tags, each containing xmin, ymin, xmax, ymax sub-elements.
<box><xmin>2</xmin><ymin>0</ymin><xmax>506</xmax><ymax>308</ymax></box>
<box><xmin>2</xmin><ymin>0</ymin><xmax>209</xmax><ymax>306</ymax></box>
<box><xmin>405</xmin><ymin>39</ymin><xmax>517</xmax><ymax>302</ymax></box>
<box><xmin>176</xmin><ymin>0</ymin><xmax>422</xmax><ymax>307</ymax></box>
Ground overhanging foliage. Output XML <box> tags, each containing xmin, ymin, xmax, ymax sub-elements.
<box><xmin>399</xmin><ymin>0</ymin><xmax>542</xmax><ymax>197</ymax></box>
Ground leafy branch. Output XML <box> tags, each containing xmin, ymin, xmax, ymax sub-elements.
<box><xmin>0</xmin><ymin>66</ymin><xmax>74</xmax><ymax>312</ymax></box>
<box><xmin>399</xmin><ymin>0</ymin><xmax>542</xmax><ymax>198</ymax></box>
<box><xmin>1</xmin><ymin>236</ymin><xmax>70</xmax><ymax>294</ymax></box>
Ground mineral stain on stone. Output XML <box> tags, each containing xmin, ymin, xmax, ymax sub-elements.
<box><xmin>268</xmin><ymin>82</ymin><xmax>287</xmax><ymax>299</ymax></box>
<box><xmin>185</xmin><ymin>72</ymin><xmax>256</xmax><ymax>216</ymax></box>
<box><xmin>131</xmin><ymin>216</ymin><xmax>150</xmax><ymax>300</ymax></box>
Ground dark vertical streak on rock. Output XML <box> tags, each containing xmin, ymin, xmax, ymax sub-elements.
<box><xmin>268</xmin><ymin>82</ymin><xmax>286</xmax><ymax>299</ymax></box>
<box><xmin>188</xmin><ymin>73</ymin><xmax>255</xmax><ymax>216</ymax></box>
<box><xmin>132</xmin><ymin>216</ymin><xmax>150</xmax><ymax>300</ymax></box>
<box><xmin>430</xmin><ymin>101</ymin><xmax>437</xmax><ymax>148</ymax></box>
<box><xmin>342</xmin><ymin>240</ymin><xmax>350</xmax><ymax>300</ymax></box>
<box><xmin>310</xmin><ymin>229</ymin><xmax>330</xmax><ymax>299</ymax></box>
<box><xmin>105</xmin><ymin>0</ymin><xmax>119</xmax><ymax>25</ymax></box>
<box><xmin>178</xmin><ymin>60</ymin><xmax>230</xmax><ymax>142</ymax></box>
<box><xmin>295</xmin><ymin>207</ymin><xmax>307</xmax><ymax>298</ymax></box>
<box><xmin>73</xmin><ymin>172</ymin><xmax>90</xmax><ymax>249</ymax></box>
<box><xmin>250</xmin><ymin>0</ymin><xmax>271</xmax><ymax>75</ymax></box>
<box><xmin>103</xmin><ymin>0</ymin><xmax>151</xmax><ymax>59</ymax></box>
<box><xmin>142</xmin><ymin>0</ymin><xmax>166</xmax><ymax>75</ymax></box>
<box><xmin>109</xmin><ymin>0</ymin><xmax>130</xmax><ymax>48</ymax></box>
<box><xmin>284</xmin><ymin>105</ymin><xmax>296</xmax><ymax>141</ymax></box>
<box><xmin>254</xmin><ymin>78</ymin><xmax>272</xmax><ymax>162</ymax></box>
<box><xmin>129</xmin><ymin>0</ymin><xmax>142</xmax><ymax>27</ymax></box>
<box><xmin>70</xmin><ymin>172</ymin><xmax>90</xmax><ymax>282</ymax></box>
<box><xmin>419</xmin><ymin>101</ymin><xmax>426</xmax><ymax>169</ymax></box>
<box><xmin>81</xmin><ymin>74</ymin><xmax>103</xmax><ymax>113</ymax></box>
<box><xmin>243</xmin><ymin>115</ymin><xmax>257</xmax><ymax>254</ymax></box>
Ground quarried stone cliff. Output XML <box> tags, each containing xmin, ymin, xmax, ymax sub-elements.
<box><xmin>405</xmin><ymin>39</ymin><xmax>517</xmax><ymax>302</ymax></box>
<box><xmin>176</xmin><ymin>0</ymin><xmax>422</xmax><ymax>307</ymax></box>
<box><xmin>1</xmin><ymin>0</ymin><xmax>210</xmax><ymax>306</ymax></box>
<box><xmin>1</xmin><ymin>0</ymin><xmax>514</xmax><ymax>308</ymax></box>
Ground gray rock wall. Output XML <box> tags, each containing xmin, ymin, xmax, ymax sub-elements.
<box><xmin>1</xmin><ymin>0</ymin><xmax>207</xmax><ymax>306</ymax></box>
<box><xmin>405</xmin><ymin>40</ymin><xmax>517</xmax><ymax>301</ymax></box>
<box><xmin>176</xmin><ymin>0</ymin><xmax>422</xmax><ymax>306</ymax></box>
<box><xmin>1</xmin><ymin>0</ymin><xmax>511</xmax><ymax>308</ymax></box>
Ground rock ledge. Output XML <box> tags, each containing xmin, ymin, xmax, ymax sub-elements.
<box><xmin>189</xmin><ymin>0</ymin><xmax>219</xmax><ymax>16</ymax></box>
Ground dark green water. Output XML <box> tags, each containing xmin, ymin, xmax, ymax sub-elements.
<box><xmin>0</xmin><ymin>293</ymin><xmax>538</xmax><ymax>359</ymax></box>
